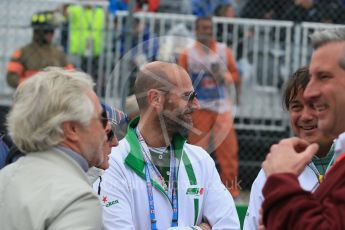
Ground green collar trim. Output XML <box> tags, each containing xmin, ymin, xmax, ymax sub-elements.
<box><xmin>124</xmin><ymin>117</ymin><xmax>198</xmax><ymax>220</ymax></box>
<box><xmin>124</xmin><ymin>116</ymin><xmax>187</xmax><ymax>193</ymax></box>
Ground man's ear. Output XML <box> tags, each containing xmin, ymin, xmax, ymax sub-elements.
<box><xmin>62</xmin><ymin>121</ymin><xmax>80</xmax><ymax>142</ymax></box>
<box><xmin>147</xmin><ymin>89</ymin><xmax>163</xmax><ymax>109</ymax></box>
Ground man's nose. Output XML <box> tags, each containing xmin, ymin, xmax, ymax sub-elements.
<box><xmin>303</xmin><ymin>77</ymin><xmax>320</xmax><ymax>101</ymax></box>
<box><xmin>190</xmin><ymin>97</ymin><xmax>199</xmax><ymax>109</ymax></box>
<box><xmin>300</xmin><ymin>107</ymin><xmax>315</xmax><ymax>121</ymax></box>
<box><xmin>105</xmin><ymin>121</ymin><xmax>112</xmax><ymax>133</ymax></box>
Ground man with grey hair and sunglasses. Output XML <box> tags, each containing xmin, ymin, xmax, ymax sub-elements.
<box><xmin>260</xmin><ymin>28</ymin><xmax>345</xmax><ymax>229</ymax></box>
<box><xmin>97</xmin><ymin>61</ymin><xmax>240</xmax><ymax>230</ymax></box>
<box><xmin>0</xmin><ymin>68</ymin><xmax>107</xmax><ymax>229</ymax></box>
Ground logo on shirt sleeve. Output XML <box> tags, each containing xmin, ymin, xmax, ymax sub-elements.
<box><xmin>101</xmin><ymin>196</ymin><xmax>119</xmax><ymax>207</ymax></box>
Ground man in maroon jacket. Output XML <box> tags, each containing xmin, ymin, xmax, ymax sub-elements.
<box><xmin>261</xmin><ymin>28</ymin><xmax>345</xmax><ymax>229</ymax></box>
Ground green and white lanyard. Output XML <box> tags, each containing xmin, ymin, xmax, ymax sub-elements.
<box><xmin>136</xmin><ymin>127</ymin><xmax>178</xmax><ymax>229</ymax></box>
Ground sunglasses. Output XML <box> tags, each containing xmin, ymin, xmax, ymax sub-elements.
<box><xmin>101</xmin><ymin>110</ymin><xmax>118</xmax><ymax>142</ymax></box>
<box><xmin>157</xmin><ymin>89</ymin><xmax>197</xmax><ymax>103</ymax></box>
<box><xmin>107</xmin><ymin>130</ymin><xmax>115</xmax><ymax>142</ymax></box>
<box><xmin>107</xmin><ymin>119</ymin><xmax>118</xmax><ymax>142</ymax></box>
<box><xmin>181</xmin><ymin>91</ymin><xmax>197</xmax><ymax>103</ymax></box>
<box><xmin>100</xmin><ymin>110</ymin><xmax>108</xmax><ymax>128</ymax></box>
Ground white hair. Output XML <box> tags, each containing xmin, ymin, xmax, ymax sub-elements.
<box><xmin>310</xmin><ymin>28</ymin><xmax>345</xmax><ymax>70</ymax></box>
<box><xmin>7</xmin><ymin>67</ymin><xmax>95</xmax><ymax>153</ymax></box>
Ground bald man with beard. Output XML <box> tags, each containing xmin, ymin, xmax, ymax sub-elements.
<box><xmin>96</xmin><ymin>61</ymin><xmax>240</xmax><ymax>230</ymax></box>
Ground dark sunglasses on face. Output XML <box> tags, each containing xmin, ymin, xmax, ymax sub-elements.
<box><xmin>107</xmin><ymin>119</ymin><xmax>118</xmax><ymax>142</ymax></box>
<box><xmin>101</xmin><ymin>110</ymin><xmax>118</xmax><ymax>142</ymax></box>
<box><xmin>107</xmin><ymin>130</ymin><xmax>115</xmax><ymax>142</ymax></box>
<box><xmin>157</xmin><ymin>88</ymin><xmax>197</xmax><ymax>103</ymax></box>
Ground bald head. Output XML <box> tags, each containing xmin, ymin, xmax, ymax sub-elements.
<box><xmin>134</xmin><ymin>61</ymin><xmax>190</xmax><ymax>110</ymax></box>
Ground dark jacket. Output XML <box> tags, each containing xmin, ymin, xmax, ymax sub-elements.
<box><xmin>262</xmin><ymin>155</ymin><xmax>345</xmax><ymax>229</ymax></box>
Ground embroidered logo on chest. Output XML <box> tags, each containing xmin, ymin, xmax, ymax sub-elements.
<box><xmin>186</xmin><ymin>187</ymin><xmax>204</xmax><ymax>196</ymax></box>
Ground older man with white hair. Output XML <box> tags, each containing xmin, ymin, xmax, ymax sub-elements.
<box><xmin>0</xmin><ymin>68</ymin><xmax>107</xmax><ymax>229</ymax></box>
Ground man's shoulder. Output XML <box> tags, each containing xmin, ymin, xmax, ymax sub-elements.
<box><xmin>1</xmin><ymin>152</ymin><xmax>94</xmax><ymax>194</ymax></box>
<box><xmin>15</xmin><ymin>150</ymin><xmax>89</xmax><ymax>183</ymax></box>
<box><xmin>251</xmin><ymin>168</ymin><xmax>267</xmax><ymax>191</ymax></box>
<box><xmin>183</xmin><ymin>143</ymin><xmax>213</xmax><ymax>163</ymax></box>
<box><xmin>215</xmin><ymin>41</ymin><xmax>231</xmax><ymax>52</ymax></box>
<box><xmin>110</xmin><ymin>138</ymin><xmax>131</xmax><ymax>160</ymax></box>
<box><xmin>183</xmin><ymin>142</ymin><xmax>206</xmax><ymax>153</ymax></box>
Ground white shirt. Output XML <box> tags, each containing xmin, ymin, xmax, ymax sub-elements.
<box><xmin>243</xmin><ymin>166</ymin><xmax>319</xmax><ymax>230</ymax></box>
<box><xmin>94</xmin><ymin>136</ymin><xmax>240</xmax><ymax>230</ymax></box>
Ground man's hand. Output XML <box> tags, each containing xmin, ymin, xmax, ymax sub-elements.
<box><xmin>262</xmin><ymin>137</ymin><xmax>319</xmax><ymax>177</ymax></box>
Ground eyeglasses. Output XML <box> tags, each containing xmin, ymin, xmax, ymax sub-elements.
<box><xmin>157</xmin><ymin>89</ymin><xmax>197</xmax><ymax>103</ymax></box>
<box><xmin>100</xmin><ymin>110</ymin><xmax>122</xmax><ymax>142</ymax></box>
<box><xmin>107</xmin><ymin>119</ymin><xmax>118</xmax><ymax>142</ymax></box>
<box><xmin>107</xmin><ymin>130</ymin><xmax>115</xmax><ymax>142</ymax></box>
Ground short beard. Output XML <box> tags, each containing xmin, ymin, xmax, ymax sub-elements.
<box><xmin>159</xmin><ymin>110</ymin><xmax>192</xmax><ymax>139</ymax></box>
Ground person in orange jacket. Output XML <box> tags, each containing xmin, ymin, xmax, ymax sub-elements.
<box><xmin>178</xmin><ymin>16</ymin><xmax>241</xmax><ymax>198</ymax></box>
<box><xmin>6</xmin><ymin>11</ymin><xmax>73</xmax><ymax>89</ymax></box>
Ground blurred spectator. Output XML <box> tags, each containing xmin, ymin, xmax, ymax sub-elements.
<box><xmin>241</xmin><ymin>0</ymin><xmax>293</xmax><ymax>20</ymax></box>
<box><xmin>0</xmin><ymin>106</ymin><xmax>10</xmax><ymax>134</ymax></box>
<box><xmin>56</xmin><ymin>4</ymin><xmax>70</xmax><ymax>53</ymax></box>
<box><xmin>109</xmin><ymin>0</ymin><xmax>129</xmax><ymax>15</ymax></box>
<box><xmin>178</xmin><ymin>16</ymin><xmax>241</xmax><ymax>198</ymax></box>
<box><xmin>109</xmin><ymin>0</ymin><xmax>160</xmax><ymax>14</ymax></box>
<box><xmin>279</xmin><ymin>0</ymin><xmax>345</xmax><ymax>24</ymax></box>
<box><xmin>157</xmin><ymin>23</ymin><xmax>194</xmax><ymax>62</ymax></box>
<box><xmin>118</xmin><ymin>18</ymin><xmax>159</xmax><ymax>62</ymax></box>
<box><xmin>116</xmin><ymin>18</ymin><xmax>159</xmax><ymax>95</ymax></box>
<box><xmin>214</xmin><ymin>3</ymin><xmax>236</xmax><ymax>45</ymax></box>
<box><xmin>6</xmin><ymin>11</ymin><xmax>73</xmax><ymax>89</ymax></box>
<box><xmin>192</xmin><ymin>0</ymin><xmax>233</xmax><ymax>16</ymax></box>
<box><xmin>156</xmin><ymin>0</ymin><xmax>192</xmax><ymax>14</ymax></box>
<box><xmin>124</xmin><ymin>94</ymin><xmax>140</xmax><ymax>121</ymax></box>
<box><xmin>67</xmin><ymin>4</ymin><xmax>105</xmax><ymax>83</ymax></box>
<box><xmin>240</xmin><ymin>0</ymin><xmax>276</xmax><ymax>19</ymax></box>
<box><xmin>231</xmin><ymin>0</ymin><xmax>248</xmax><ymax>17</ymax></box>
<box><xmin>214</xmin><ymin>3</ymin><xmax>235</xmax><ymax>18</ymax></box>
<box><xmin>134</xmin><ymin>0</ymin><xmax>160</xmax><ymax>11</ymax></box>
<box><xmin>0</xmin><ymin>133</ymin><xmax>24</xmax><ymax>170</ymax></box>
<box><xmin>214</xmin><ymin>4</ymin><xmax>243</xmax><ymax>105</ymax></box>
<box><xmin>0</xmin><ymin>133</ymin><xmax>11</xmax><ymax>169</ymax></box>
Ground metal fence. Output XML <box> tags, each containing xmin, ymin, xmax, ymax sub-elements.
<box><xmin>101</xmin><ymin>11</ymin><xmax>296</xmax><ymax>133</ymax></box>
